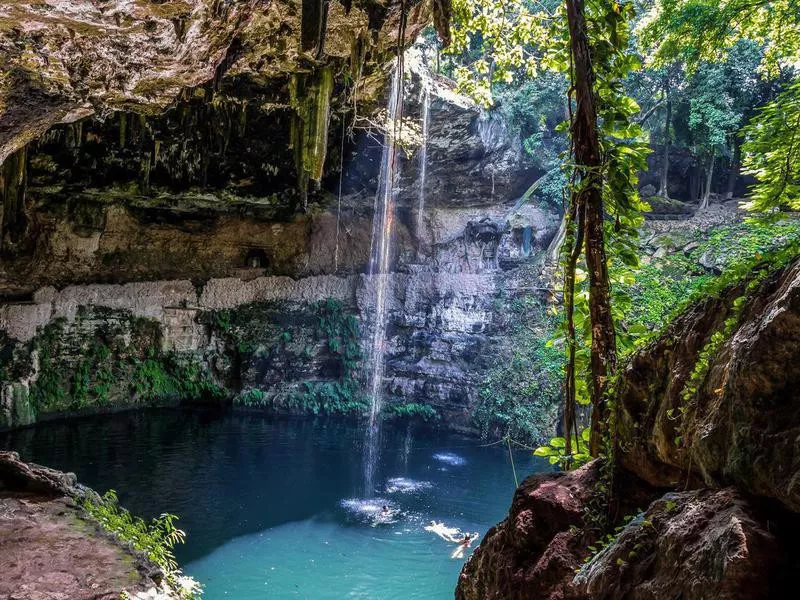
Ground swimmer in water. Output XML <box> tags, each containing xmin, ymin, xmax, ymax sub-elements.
<box><xmin>381</xmin><ymin>505</ymin><xmax>390</xmax><ymax>515</ymax></box>
<box><xmin>426</xmin><ymin>521</ymin><xmax>461</xmax><ymax>543</ymax></box>
<box><xmin>451</xmin><ymin>533</ymin><xmax>476</xmax><ymax>559</ymax></box>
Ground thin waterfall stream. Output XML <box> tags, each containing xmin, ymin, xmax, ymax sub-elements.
<box><xmin>363</xmin><ymin>59</ymin><xmax>404</xmax><ymax>496</ymax></box>
<box><xmin>416</xmin><ymin>85</ymin><xmax>430</xmax><ymax>241</ymax></box>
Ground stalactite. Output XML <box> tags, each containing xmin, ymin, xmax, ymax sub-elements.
<box><xmin>0</xmin><ymin>146</ymin><xmax>28</xmax><ymax>252</ymax></box>
<box><xmin>119</xmin><ymin>113</ymin><xmax>127</xmax><ymax>148</ymax></box>
<box><xmin>140</xmin><ymin>152</ymin><xmax>152</xmax><ymax>193</ymax></box>
<box><xmin>290</xmin><ymin>66</ymin><xmax>334</xmax><ymax>207</ymax></box>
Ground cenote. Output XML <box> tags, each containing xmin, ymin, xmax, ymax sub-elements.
<box><xmin>0</xmin><ymin>409</ymin><xmax>546</xmax><ymax>599</ymax></box>
<box><xmin>4</xmin><ymin>1</ymin><xmax>800</xmax><ymax>598</ymax></box>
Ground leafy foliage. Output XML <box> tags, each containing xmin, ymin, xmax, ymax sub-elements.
<box><xmin>533</xmin><ymin>427</ymin><xmax>592</xmax><ymax>468</ymax></box>
<box><xmin>627</xmin><ymin>217</ymin><xmax>800</xmax><ymax>340</ymax></box>
<box><xmin>640</xmin><ymin>0</ymin><xmax>799</xmax><ymax>206</ymax></box>
<box><xmin>81</xmin><ymin>490</ymin><xmax>202</xmax><ymax>599</ymax></box>
<box><xmin>229</xmin><ymin>298</ymin><xmax>368</xmax><ymax>417</ymax></box>
<box><xmin>474</xmin><ymin>297</ymin><xmax>563</xmax><ymax>445</ymax></box>
<box><xmin>499</xmin><ymin>72</ymin><xmax>569</xmax><ymax>208</ymax></box>
<box><xmin>446</xmin><ymin>0</ymin><xmax>557</xmax><ymax>106</ymax></box>
<box><xmin>623</xmin><ymin>217</ymin><xmax>800</xmax><ymax>331</ymax></box>
<box><xmin>640</xmin><ymin>0</ymin><xmax>800</xmax><ymax>74</ymax></box>
<box><xmin>131</xmin><ymin>351</ymin><xmax>224</xmax><ymax>404</ymax></box>
<box><xmin>17</xmin><ymin>310</ymin><xmax>222</xmax><ymax>416</ymax></box>
<box><xmin>741</xmin><ymin>80</ymin><xmax>800</xmax><ymax>210</ymax></box>
<box><xmin>385</xmin><ymin>402</ymin><xmax>440</xmax><ymax>423</ymax></box>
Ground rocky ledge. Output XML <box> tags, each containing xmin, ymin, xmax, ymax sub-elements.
<box><xmin>457</xmin><ymin>255</ymin><xmax>800</xmax><ymax>599</ymax></box>
<box><xmin>0</xmin><ymin>451</ymin><xmax>169</xmax><ymax>600</ymax></box>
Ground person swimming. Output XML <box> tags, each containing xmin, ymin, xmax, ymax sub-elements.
<box><xmin>451</xmin><ymin>532</ymin><xmax>476</xmax><ymax>559</ymax></box>
<box><xmin>381</xmin><ymin>505</ymin><xmax>390</xmax><ymax>515</ymax></box>
<box><xmin>425</xmin><ymin>520</ymin><xmax>462</xmax><ymax>543</ymax></box>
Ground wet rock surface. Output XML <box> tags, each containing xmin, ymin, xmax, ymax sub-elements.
<box><xmin>0</xmin><ymin>451</ymin><xmax>162</xmax><ymax>600</ymax></box>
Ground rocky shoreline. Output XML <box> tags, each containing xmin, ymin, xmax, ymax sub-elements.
<box><xmin>0</xmin><ymin>451</ymin><xmax>168</xmax><ymax>600</ymax></box>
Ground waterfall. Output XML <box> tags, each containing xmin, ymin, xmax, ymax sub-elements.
<box><xmin>363</xmin><ymin>60</ymin><xmax>404</xmax><ymax>496</ymax></box>
<box><xmin>402</xmin><ymin>423</ymin><xmax>413</xmax><ymax>470</ymax></box>
<box><xmin>416</xmin><ymin>86</ymin><xmax>430</xmax><ymax>241</ymax></box>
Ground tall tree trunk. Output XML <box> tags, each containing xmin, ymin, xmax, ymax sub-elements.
<box><xmin>658</xmin><ymin>96</ymin><xmax>672</xmax><ymax>198</ymax></box>
<box><xmin>565</xmin><ymin>0</ymin><xmax>616</xmax><ymax>457</ymax></box>
<box><xmin>725</xmin><ymin>140</ymin><xmax>740</xmax><ymax>200</ymax></box>
<box><xmin>700</xmin><ymin>152</ymin><xmax>715</xmax><ymax>209</ymax></box>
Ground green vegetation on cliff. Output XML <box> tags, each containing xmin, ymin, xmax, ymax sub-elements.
<box><xmin>82</xmin><ymin>490</ymin><xmax>202</xmax><ymax>599</ymax></box>
<box><xmin>227</xmin><ymin>298</ymin><xmax>369</xmax><ymax>416</ymax></box>
<box><xmin>473</xmin><ymin>296</ymin><xmax>563</xmax><ymax>445</ymax></box>
<box><xmin>625</xmin><ymin>217</ymin><xmax>800</xmax><ymax>330</ymax></box>
<box><xmin>0</xmin><ymin>307</ymin><xmax>223</xmax><ymax>428</ymax></box>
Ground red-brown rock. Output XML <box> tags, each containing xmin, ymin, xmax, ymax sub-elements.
<box><xmin>568</xmin><ymin>488</ymin><xmax>790</xmax><ymax>600</ymax></box>
<box><xmin>455</xmin><ymin>462</ymin><xmax>600</xmax><ymax>600</ymax></box>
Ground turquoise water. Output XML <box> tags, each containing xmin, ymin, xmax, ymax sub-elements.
<box><xmin>1</xmin><ymin>410</ymin><xmax>548</xmax><ymax>599</ymax></box>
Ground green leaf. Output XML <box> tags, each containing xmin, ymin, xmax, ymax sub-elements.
<box><xmin>534</xmin><ymin>446</ymin><xmax>556</xmax><ymax>457</ymax></box>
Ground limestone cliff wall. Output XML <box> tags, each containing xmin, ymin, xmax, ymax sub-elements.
<box><xmin>0</xmin><ymin>16</ymin><xmax>561</xmax><ymax>434</ymax></box>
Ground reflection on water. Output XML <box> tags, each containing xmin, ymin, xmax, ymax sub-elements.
<box><xmin>1</xmin><ymin>409</ymin><xmax>550</xmax><ymax>599</ymax></box>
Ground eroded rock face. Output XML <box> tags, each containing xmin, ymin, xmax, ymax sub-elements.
<box><xmin>616</xmin><ymin>258</ymin><xmax>800</xmax><ymax>512</ymax></box>
<box><xmin>571</xmin><ymin>489</ymin><xmax>790</xmax><ymax>600</ymax></box>
<box><xmin>0</xmin><ymin>0</ymin><xmax>256</xmax><ymax>162</ymax></box>
<box><xmin>0</xmin><ymin>0</ymin><xmax>445</xmax><ymax>163</ymax></box>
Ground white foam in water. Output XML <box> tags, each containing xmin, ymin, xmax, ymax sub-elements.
<box><xmin>340</xmin><ymin>498</ymin><xmax>392</xmax><ymax>516</ymax></box>
<box><xmin>432</xmin><ymin>452</ymin><xmax>466</xmax><ymax>466</ymax></box>
<box><xmin>385</xmin><ymin>477</ymin><xmax>433</xmax><ymax>494</ymax></box>
<box><xmin>340</xmin><ymin>498</ymin><xmax>401</xmax><ymax>527</ymax></box>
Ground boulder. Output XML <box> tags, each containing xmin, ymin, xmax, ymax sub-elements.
<box><xmin>570</xmin><ymin>489</ymin><xmax>791</xmax><ymax>600</ymax></box>
<box><xmin>616</xmin><ymin>258</ymin><xmax>800</xmax><ymax>512</ymax></box>
<box><xmin>0</xmin><ymin>450</ymin><xmax>79</xmax><ymax>497</ymax></box>
<box><xmin>456</xmin><ymin>462</ymin><xmax>600</xmax><ymax>600</ymax></box>
<box><xmin>456</xmin><ymin>461</ymin><xmax>657</xmax><ymax>600</ymax></box>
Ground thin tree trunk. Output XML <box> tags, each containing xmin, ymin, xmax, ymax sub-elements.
<box><xmin>700</xmin><ymin>152</ymin><xmax>715</xmax><ymax>209</ymax></box>
<box><xmin>725</xmin><ymin>140</ymin><xmax>740</xmax><ymax>200</ymax></box>
<box><xmin>690</xmin><ymin>162</ymin><xmax>702</xmax><ymax>202</ymax></box>
<box><xmin>562</xmin><ymin>197</ymin><xmax>585</xmax><ymax>462</ymax></box>
<box><xmin>658</xmin><ymin>97</ymin><xmax>671</xmax><ymax>198</ymax></box>
<box><xmin>565</xmin><ymin>0</ymin><xmax>616</xmax><ymax>457</ymax></box>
